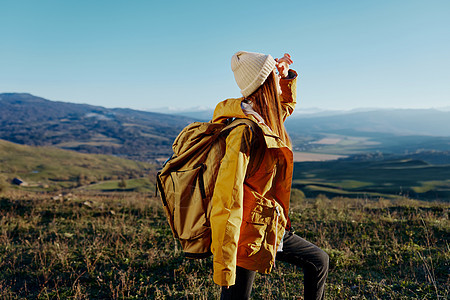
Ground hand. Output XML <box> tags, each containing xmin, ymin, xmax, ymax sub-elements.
<box><xmin>275</xmin><ymin>53</ymin><xmax>293</xmax><ymax>78</ymax></box>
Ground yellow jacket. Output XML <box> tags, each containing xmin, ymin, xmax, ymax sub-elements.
<box><xmin>210</xmin><ymin>70</ymin><xmax>297</xmax><ymax>286</ymax></box>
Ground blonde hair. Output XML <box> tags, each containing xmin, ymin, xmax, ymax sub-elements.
<box><xmin>246</xmin><ymin>72</ymin><xmax>291</xmax><ymax>147</ymax></box>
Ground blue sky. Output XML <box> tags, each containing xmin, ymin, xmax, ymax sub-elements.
<box><xmin>1</xmin><ymin>0</ymin><xmax>449</xmax><ymax>111</ymax></box>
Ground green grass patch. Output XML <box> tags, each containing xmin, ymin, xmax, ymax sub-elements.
<box><xmin>293</xmin><ymin>179</ymin><xmax>372</xmax><ymax>189</ymax></box>
<box><xmin>84</xmin><ymin>178</ymin><xmax>155</xmax><ymax>192</ymax></box>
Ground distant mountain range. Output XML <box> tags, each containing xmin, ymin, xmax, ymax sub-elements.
<box><xmin>148</xmin><ymin>106</ymin><xmax>450</xmax><ymax>134</ymax></box>
<box><xmin>149</xmin><ymin>105</ymin><xmax>450</xmax><ymax>137</ymax></box>
<box><xmin>147</xmin><ymin>106</ymin><xmax>215</xmax><ymax>121</ymax></box>
<box><xmin>149</xmin><ymin>105</ymin><xmax>450</xmax><ymax>154</ymax></box>
<box><xmin>1</xmin><ymin>93</ymin><xmax>449</xmax><ymax>162</ymax></box>
<box><xmin>285</xmin><ymin>108</ymin><xmax>450</xmax><ymax>137</ymax></box>
<box><xmin>0</xmin><ymin>93</ymin><xmax>194</xmax><ymax>162</ymax></box>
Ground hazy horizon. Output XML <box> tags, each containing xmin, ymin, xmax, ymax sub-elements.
<box><xmin>2</xmin><ymin>91</ymin><xmax>450</xmax><ymax>114</ymax></box>
<box><xmin>144</xmin><ymin>104</ymin><xmax>450</xmax><ymax>113</ymax></box>
<box><xmin>3</xmin><ymin>92</ymin><xmax>450</xmax><ymax>114</ymax></box>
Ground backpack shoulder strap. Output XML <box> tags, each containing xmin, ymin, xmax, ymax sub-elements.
<box><xmin>220</xmin><ymin>118</ymin><xmax>266</xmax><ymax>178</ymax></box>
<box><xmin>220</xmin><ymin>118</ymin><xmax>262</xmax><ymax>136</ymax></box>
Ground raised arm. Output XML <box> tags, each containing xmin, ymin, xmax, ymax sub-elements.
<box><xmin>276</xmin><ymin>53</ymin><xmax>298</xmax><ymax>121</ymax></box>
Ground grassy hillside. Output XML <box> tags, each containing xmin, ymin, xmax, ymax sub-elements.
<box><xmin>292</xmin><ymin>156</ymin><xmax>450</xmax><ymax>201</ymax></box>
<box><xmin>0</xmin><ymin>190</ymin><xmax>447</xmax><ymax>299</ymax></box>
<box><xmin>0</xmin><ymin>139</ymin><xmax>155</xmax><ymax>191</ymax></box>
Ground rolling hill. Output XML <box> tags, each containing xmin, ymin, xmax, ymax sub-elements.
<box><xmin>0</xmin><ymin>93</ymin><xmax>194</xmax><ymax>162</ymax></box>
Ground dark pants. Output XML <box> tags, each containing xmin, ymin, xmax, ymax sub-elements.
<box><xmin>221</xmin><ymin>230</ymin><xmax>329</xmax><ymax>300</ymax></box>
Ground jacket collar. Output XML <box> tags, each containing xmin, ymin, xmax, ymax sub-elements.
<box><xmin>211</xmin><ymin>98</ymin><xmax>247</xmax><ymax>123</ymax></box>
<box><xmin>212</xmin><ymin>98</ymin><xmax>290</xmax><ymax>150</ymax></box>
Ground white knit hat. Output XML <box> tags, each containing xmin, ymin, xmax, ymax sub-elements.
<box><xmin>231</xmin><ymin>51</ymin><xmax>276</xmax><ymax>97</ymax></box>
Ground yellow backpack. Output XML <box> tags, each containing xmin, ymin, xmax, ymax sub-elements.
<box><xmin>156</xmin><ymin>118</ymin><xmax>262</xmax><ymax>258</ymax></box>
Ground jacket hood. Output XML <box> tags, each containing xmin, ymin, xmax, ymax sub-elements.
<box><xmin>211</xmin><ymin>98</ymin><xmax>247</xmax><ymax>123</ymax></box>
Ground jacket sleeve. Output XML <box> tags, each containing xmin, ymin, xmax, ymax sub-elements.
<box><xmin>280</xmin><ymin>69</ymin><xmax>298</xmax><ymax>121</ymax></box>
<box><xmin>210</xmin><ymin>124</ymin><xmax>253</xmax><ymax>287</ymax></box>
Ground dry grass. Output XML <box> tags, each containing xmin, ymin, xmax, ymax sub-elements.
<box><xmin>0</xmin><ymin>190</ymin><xmax>448</xmax><ymax>299</ymax></box>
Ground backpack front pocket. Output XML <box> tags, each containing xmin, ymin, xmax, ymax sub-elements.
<box><xmin>170</xmin><ymin>165</ymin><xmax>208</xmax><ymax>240</ymax></box>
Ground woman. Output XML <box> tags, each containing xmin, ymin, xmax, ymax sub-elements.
<box><xmin>210</xmin><ymin>51</ymin><xmax>329</xmax><ymax>300</ymax></box>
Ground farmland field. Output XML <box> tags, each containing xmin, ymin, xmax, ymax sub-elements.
<box><xmin>293</xmin><ymin>152</ymin><xmax>347</xmax><ymax>162</ymax></box>
<box><xmin>292</xmin><ymin>157</ymin><xmax>450</xmax><ymax>202</ymax></box>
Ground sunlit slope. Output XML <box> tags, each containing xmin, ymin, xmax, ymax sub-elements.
<box><xmin>0</xmin><ymin>139</ymin><xmax>154</xmax><ymax>189</ymax></box>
